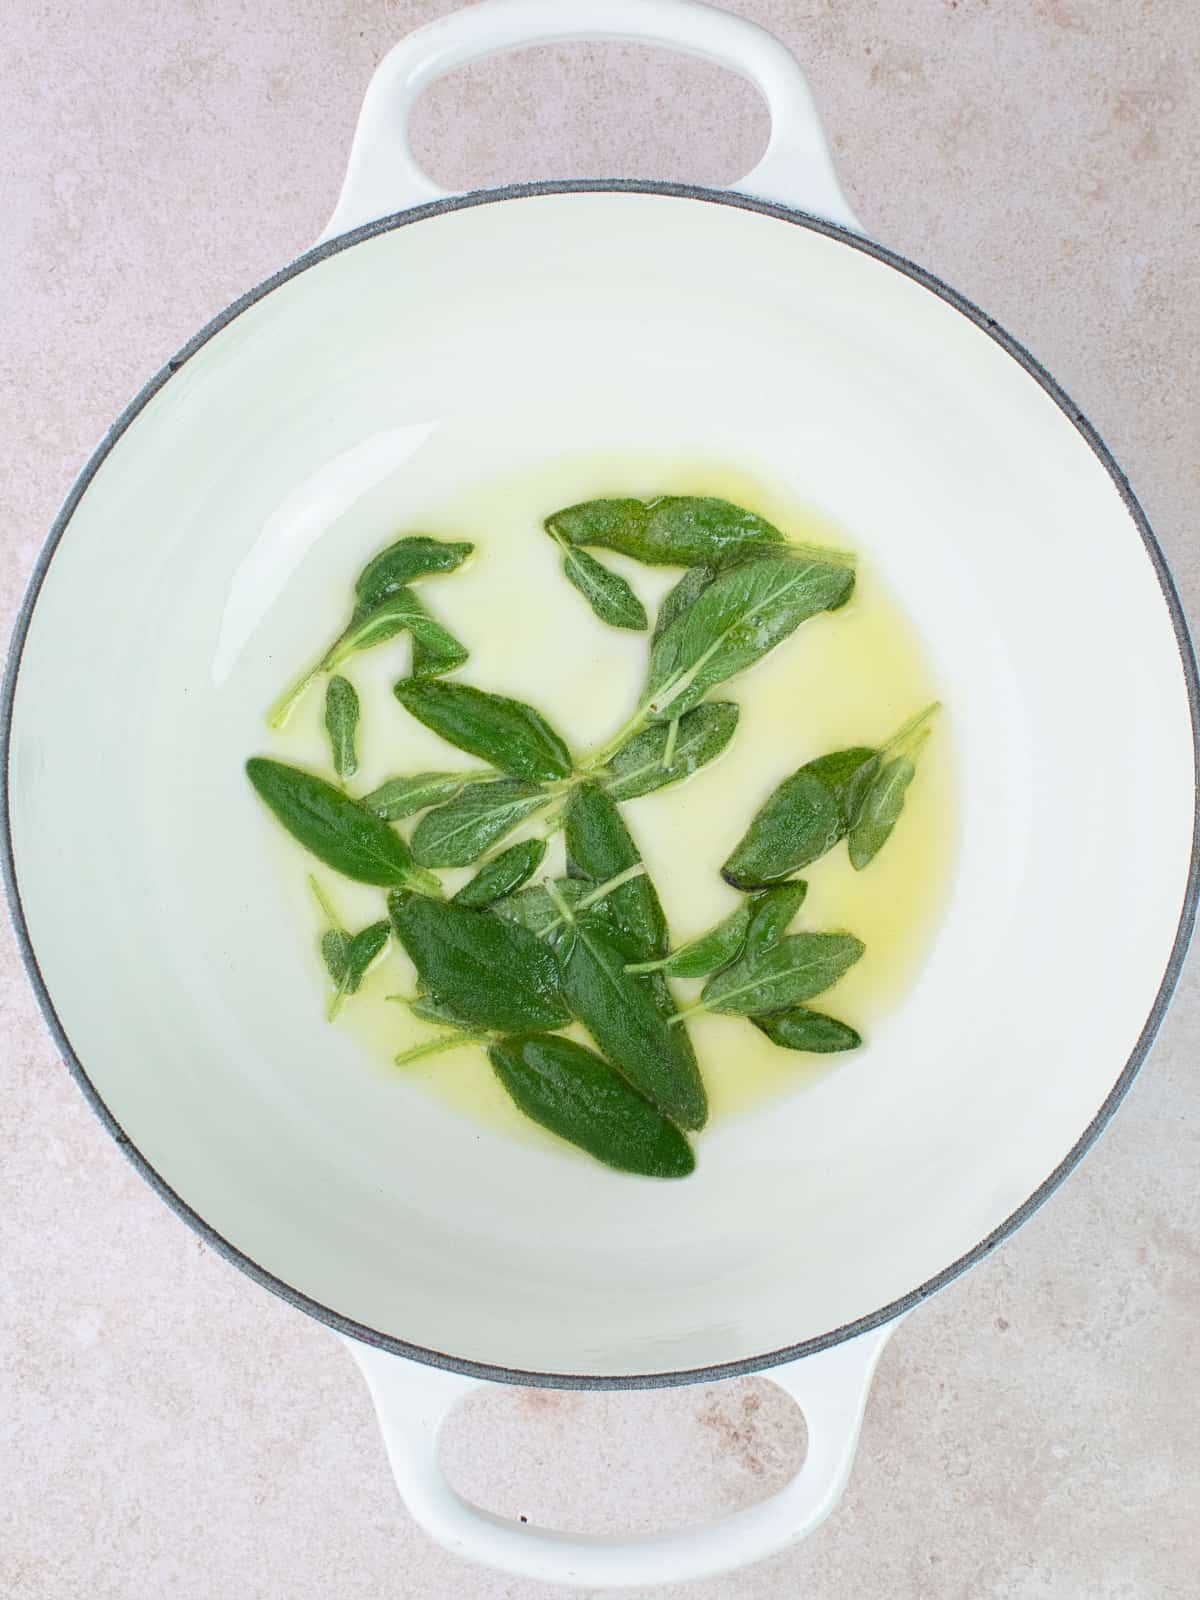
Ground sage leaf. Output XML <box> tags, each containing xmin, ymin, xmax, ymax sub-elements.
<box><xmin>404</xmin><ymin>591</ymin><xmax>470</xmax><ymax>680</ymax></box>
<box><xmin>493</xmin><ymin>879</ymin><xmax>586</xmax><ymax>938</ymax></box>
<box><xmin>601</xmin><ymin>702</ymin><xmax>739</xmax><ymax>802</ymax></box>
<box><xmin>848</xmin><ymin>705</ymin><xmax>939</xmax><ymax>869</ymax></box>
<box><xmin>722</xmin><ymin>768</ymin><xmax>843</xmax><ymax>888</ymax></box>
<box><xmin>354</xmin><ymin>535</ymin><xmax>474</xmax><ymax>609</ymax></box>
<box><xmin>394</xmin><ymin>679</ymin><xmax>573</xmax><ymax>782</ymax></box>
<box><xmin>323</xmin><ymin>675</ymin><xmax>359</xmax><ymax>780</ymax></box>
<box><xmin>246</xmin><ymin>758</ymin><xmax>438</xmax><ymax>890</ymax></box>
<box><xmin>546</xmin><ymin>496</ymin><xmax>785</xmax><ymax>569</ymax></box>
<box><xmin>488</xmin><ymin>1036</ymin><xmax>694</xmax><ymax>1178</ymax></box>
<box><xmin>652</xmin><ymin>565</ymin><xmax>714</xmax><ymax>645</ymax></box>
<box><xmin>643</xmin><ymin>553</ymin><xmax>856</xmax><ymax>723</ymax></box>
<box><xmin>452</xmin><ymin>838</ymin><xmax>547</xmax><ymax>908</ymax></box>
<box><xmin>751</xmin><ymin>1008</ymin><xmax>862</xmax><ymax>1053</ymax></box>
<box><xmin>361</xmin><ymin>771</ymin><xmax>484</xmax><ymax>821</ymax></box>
<box><xmin>848</xmin><ymin>756</ymin><xmax>916</xmax><ymax>870</ymax></box>
<box><xmin>626</xmin><ymin>899</ymin><xmax>753</xmax><ymax>979</ymax></box>
<box><xmin>549</xmin><ymin>533</ymin><xmax>648</xmax><ymax>631</ymax></box>
<box><xmin>321</xmin><ymin>919</ymin><xmax>389</xmax><ymax>1017</ymax></box>
<box><xmin>557</xmin><ymin>912</ymin><xmax>708</xmax><ymax>1129</ymax></box>
<box><xmin>390</xmin><ymin>894</ymin><xmax>570</xmax><ymax>1033</ymax></box>
<box><xmin>686</xmin><ymin>931</ymin><xmax>864</xmax><ymax>1019</ymax></box>
<box><xmin>411</xmin><ymin>779</ymin><xmax>551</xmax><ymax>868</ymax></box>
<box><xmin>744</xmin><ymin>882</ymin><xmax>809</xmax><ymax>958</ymax></box>
<box><xmin>564</xmin><ymin>784</ymin><xmax>667</xmax><ymax>962</ymax></box>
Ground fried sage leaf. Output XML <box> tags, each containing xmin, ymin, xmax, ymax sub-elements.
<box><xmin>643</xmin><ymin>553</ymin><xmax>855</xmax><ymax>724</ymax></box>
<box><xmin>324</xmin><ymin>675</ymin><xmax>359</xmax><ymax>780</ymax></box>
<box><xmin>554</xmin><ymin>903</ymin><xmax>708</xmax><ymax>1130</ymax></box>
<box><xmin>452</xmin><ymin>838</ymin><xmax>547</xmax><ymax>908</ymax></box>
<box><xmin>390</xmin><ymin>893</ymin><xmax>569</xmax><ymax>1033</ymax></box>
<box><xmin>600</xmin><ymin>702</ymin><xmax>738</xmax><ymax>802</ymax></box>
<box><xmin>354</xmin><ymin>535</ymin><xmax>474</xmax><ymax>609</ymax></box>
<box><xmin>743</xmin><ymin>882</ymin><xmax>809</xmax><ymax>958</ymax></box>
<box><xmin>751</xmin><ymin>1008</ymin><xmax>862</xmax><ymax>1053</ymax></box>
<box><xmin>394</xmin><ymin>678</ymin><xmax>573</xmax><ymax>782</ymax></box>
<box><xmin>489</xmin><ymin>1036</ymin><xmax>694</xmax><ymax>1178</ymax></box>
<box><xmin>564</xmin><ymin>783</ymin><xmax>667</xmax><ymax>962</ymax></box>
<box><xmin>545</xmin><ymin>496</ymin><xmax>784</xmax><ymax>569</ymax></box>
<box><xmin>411</xmin><ymin>779</ymin><xmax>551</xmax><ymax>869</ymax></box>
<box><xmin>548</xmin><ymin>530</ymin><xmax>648</xmax><ymax>631</ymax></box>
<box><xmin>401</xmin><ymin>589</ymin><xmax>470</xmax><ymax>679</ymax></box>
<box><xmin>652</xmin><ymin>565</ymin><xmax>714</xmax><ymax>645</ymax></box>
<box><xmin>310</xmin><ymin>875</ymin><xmax>389</xmax><ymax>1018</ymax></box>
<box><xmin>246</xmin><ymin>758</ymin><xmax>438</xmax><ymax>890</ymax></box>
<box><xmin>626</xmin><ymin>899</ymin><xmax>753</xmax><ymax>979</ymax></box>
<box><xmin>361</xmin><ymin>771</ymin><xmax>484</xmax><ymax>821</ymax></box>
<box><xmin>678</xmin><ymin>931</ymin><xmax>864</xmax><ymax>1021</ymax></box>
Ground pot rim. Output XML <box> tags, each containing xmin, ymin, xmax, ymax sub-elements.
<box><xmin>4</xmin><ymin>178</ymin><xmax>1197</xmax><ymax>1390</ymax></box>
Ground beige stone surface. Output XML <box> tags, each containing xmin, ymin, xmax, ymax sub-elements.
<box><xmin>3</xmin><ymin>1</ymin><xmax>1198</xmax><ymax>1595</ymax></box>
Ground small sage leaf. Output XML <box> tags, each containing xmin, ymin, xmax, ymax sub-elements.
<box><xmin>354</xmin><ymin>535</ymin><xmax>474</xmax><ymax>609</ymax></box>
<box><xmin>627</xmin><ymin>899</ymin><xmax>753</xmax><ymax>979</ymax></box>
<box><xmin>394</xmin><ymin>678</ymin><xmax>573</xmax><ymax>781</ymax></box>
<box><xmin>411</xmin><ymin>779</ymin><xmax>551</xmax><ymax>868</ymax></box>
<box><xmin>848</xmin><ymin>756</ymin><xmax>917</xmax><ymax>870</ymax></box>
<box><xmin>246</xmin><ymin>758</ymin><xmax>438</xmax><ymax>890</ymax></box>
<box><xmin>453</xmin><ymin>838</ymin><xmax>547</xmax><ymax>908</ymax></box>
<box><xmin>546</xmin><ymin>496</ymin><xmax>784</xmax><ymax>569</ymax></box>
<box><xmin>751</xmin><ymin>1008</ymin><xmax>862</xmax><ymax>1053</ymax></box>
<box><xmin>744</xmin><ymin>882</ymin><xmax>809</xmax><ymax>958</ymax></box>
<box><xmin>689</xmin><ymin>931</ymin><xmax>864</xmax><ymax>1019</ymax></box>
<box><xmin>488</xmin><ymin>1036</ymin><xmax>694</xmax><ymax>1178</ymax></box>
<box><xmin>390</xmin><ymin>894</ymin><xmax>570</xmax><ymax>1034</ymax></box>
<box><xmin>601</xmin><ymin>702</ymin><xmax>739</xmax><ymax>802</ymax></box>
<box><xmin>323</xmin><ymin>675</ymin><xmax>359</xmax><ymax>780</ymax></box>
<box><xmin>550</xmin><ymin>534</ymin><xmax>648</xmax><ymax>631</ymax></box>
<box><xmin>361</xmin><ymin>771</ymin><xmax>484</xmax><ymax>821</ymax></box>
<box><xmin>402</xmin><ymin>588</ymin><xmax>469</xmax><ymax>679</ymax></box>
<box><xmin>493</xmin><ymin>878</ymin><xmax>586</xmax><ymax>938</ymax></box>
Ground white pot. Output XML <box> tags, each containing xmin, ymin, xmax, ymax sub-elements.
<box><xmin>3</xmin><ymin>0</ymin><xmax>1196</xmax><ymax>1587</ymax></box>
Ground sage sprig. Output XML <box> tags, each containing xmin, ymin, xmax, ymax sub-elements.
<box><xmin>268</xmin><ymin>535</ymin><xmax>473</xmax><ymax>727</ymax></box>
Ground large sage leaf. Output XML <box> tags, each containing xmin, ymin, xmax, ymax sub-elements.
<box><xmin>489</xmin><ymin>1036</ymin><xmax>694</xmax><ymax>1178</ymax></box>
<box><xmin>558</xmin><ymin>915</ymin><xmax>707</xmax><ymax>1129</ymax></box>
<box><xmin>564</xmin><ymin>784</ymin><xmax>666</xmax><ymax>962</ymax></box>
<box><xmin>751</xmin><ymin>1008</ymin><xmax>862</xmax><ymax>1053</ymax></box>
<box><xmin>722</xmin><ymin>745</ymin><xmax>878</xmax><ymax>888</ymax></box>
<box><xmin>643</xmin><ymin>553</ymin><xmax>855</xmax><ymax>723</ymax></box>
<box><xmin>411</xmin><ymin>779</ymin><xmax>550</xmax><ymax>868</ymax></box>
<box><xmin>390</xmin><ymin>894</ymin><xmax>569</xmax><ymax>1033</ymax></box>
<box><xmin>688</xmin><ymin>931</ymin><xmax>864</xmax><ymax>1019</ymax></box>
<box><xmin>246</xmin><ymin>758</ymin><xmax>437</xmax><ymax>890</ymax></box>
<box><xmin>361</xmin><ymin>771</ymin><xmax>483</xmax><ymax>821</ymax></box>
<box><xmin>354</xmin><ymin>535</ymin><xmax>474</xmax><ymax>609</ymax></box>
<box><xmin>548</xmin><ymin>531</ymin><xmax>648</xmax><ymax>631</ymax></box>
<box><xmin>626</xmin><ymin>899</ymin><xmax>753</xmax><ymax>980</ymax></box>
<box><xmin>324</xmin><ymin>675</ymin><xmax>359</xmax><ymax>780</ymax></box>
<box><xmin>394</xmin><ymin>679</ymin><xmax>573</xmax><ymax>781</ymax></box>
<box><xmin>601</xmin><ymin>702</ymin><xmax>738</xmax><ymax>802</ymax></box>
<box><xmin>546</xmin><ymin>496</ymin><xmax>784</xmax><ymax>568</ymax></box>
<box><xmin>452</xmin><ymin>838</ymin><xmax>547</xmax><ymax>908</ymax></box>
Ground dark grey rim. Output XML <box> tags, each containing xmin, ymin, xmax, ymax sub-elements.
<box><xmin>3</xmin><ymin>180</ymin><xmax>1197</xmax><ymax>1391</ymax></box>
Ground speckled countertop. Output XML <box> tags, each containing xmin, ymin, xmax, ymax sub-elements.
<box><xmin>3</xmin><ymin>2</ymin><xmax>1198</xmax><ymax>1596</ymax></box>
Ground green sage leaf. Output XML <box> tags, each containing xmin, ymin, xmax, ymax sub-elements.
<box><xmin>322</xmin><ymin>918</ymin><xmax>390</xmax><ymax>1015</ymax></box>
<box><xmin>744</xmin><ymin>882</ymin><xmax>809</xmax><ymax>958</ymax></box>
<box><xmin>692</xmin><ymin>932</ymin><xmax>864</xmax><ymax>1018</ymax></box>
<box><xmin>394</xmin><ymin>678</ymin><xmax>573</xmax><ymax>781</ymax></box>
<box><xmin>488</xmin><ymin>1036</ymin><xmax>694</xmax><ymax>1178</ymax></box>
<box><xmin>551</xmin><ymin>536</ymin><xmax>648</xmax><ymax>631</ymax></box>
<box><xmin>652</xmin><ymin>565</ymin><xmax>714</xmax><ymax>644</ymax></box>
<box><xmin>411</xmin><ymin>779</ymin><xmax>551</xmax><ymax>868</ymax></box>
<box><xmin>848</xmin><ymin>756</ymin><xmax>917</xmax><ymax>870</ymax></box>
<box><xmin>399</xmin><ymin>588</ymin><xmax>469</xmax><ymax>679</ymax></box>
<box><xmin>564</xmin><ymin>784</ymin><xmax>667</xmax><ymax>962</ymax></box>
<box><xmin>390</xmin><ymin>894</ymin><xmax>569</xmax><ymax>1033</ymax></box>
<box><xmin>751</xmin><ymin>1008</ymin><xmax>862</xmax><ymax>1053</ymax></box>
<box><xmin>246</xmin><ymin>758</ymin><xmax>437</xmax><ymax>890</ymax></box>
<box><xmin>643</xmin><ymin>553</ymin><xmax>855</xmax><ymax>723</ymax></box>
<box><xmin>627</xmin><ymin>899</ymin><xmax>753</xmax><ymax>979</ymax></box>
<box><xmin>546</xmin><ymin>496</ymin><xmax>785</xmax><ymax>568</ymax></box>
<box><xmin>354</xmin><ymin>535</ymin><xmax>474</xmax><ymax>609</ymax></box>
<box><xmin>361</xmin><ymin>771</ymin><xmax>483</xmax><ymax>821</ymax></box>
<box><xmin>452</xmin><ymin>838</ymin><xmax>547</xmax><ymax>908</ymax></box>
<box><xmin>601</xmin><ymin>702</ymin><xmax>739</xmax><ymax>802</ymax></box>
<box><xmin>323</xmin><ymin>675</ymin><xmax>359</xmax><ymax>780</ymax></box>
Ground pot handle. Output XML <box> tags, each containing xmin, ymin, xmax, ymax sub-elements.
<box><xmin>320</xmin><ymin>0</ymin><xmax>861</xmax><ymax>241</ymax></box>
<box><xmin>341</xmin><ymin>1316</ymin><xmax>898</xmax><ymax>1588</ymax></box>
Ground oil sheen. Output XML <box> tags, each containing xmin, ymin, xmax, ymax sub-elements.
<box><xmin>266</xmin><ymin>453</ymin><xmax>955</xmax><ymax>1146</ymax></box>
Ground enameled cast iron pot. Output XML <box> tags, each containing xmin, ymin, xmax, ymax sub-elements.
<box><xmin>4</xmin><ymin>1</ymin><xmax>1197</xmax><ymax>1586</ymax></box>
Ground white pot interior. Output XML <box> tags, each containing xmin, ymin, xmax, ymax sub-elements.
<box><xmin>7</xmin><ymin>191</ymin><xmax>1194</xmax><ymax>1378</ymax></box>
